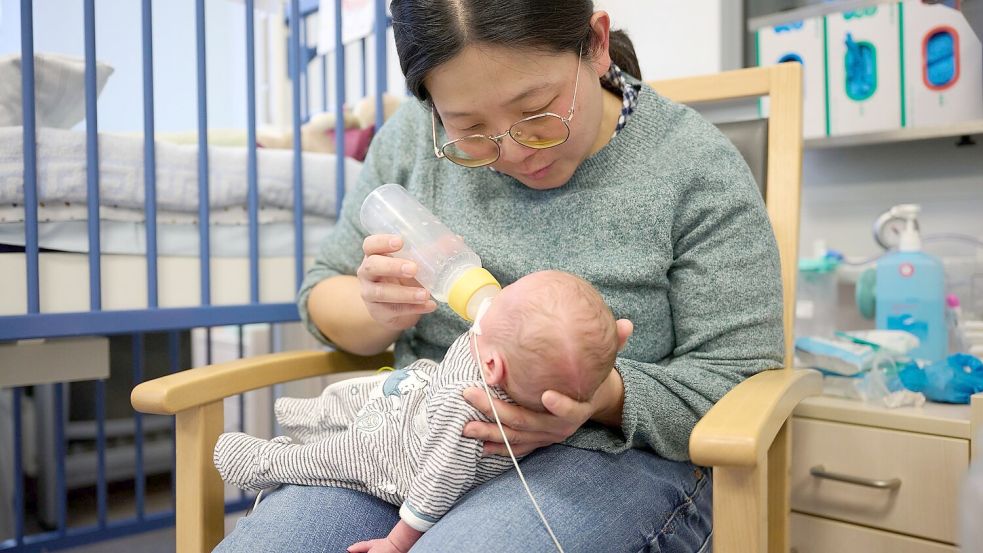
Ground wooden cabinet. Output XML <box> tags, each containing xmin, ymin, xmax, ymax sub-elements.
<box><xmin>790</xmin><ymin>394</ymin><xmax>981</xmax><ymax>551</ymax></box>
<box><xmin>791</xmin><ymin>512</ymin><xmax>957</xmax><ymax>553</ymax></box>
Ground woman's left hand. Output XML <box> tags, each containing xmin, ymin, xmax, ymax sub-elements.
<box><xmin>460</xmin><ymin>387</ymin><xmax>595</xmax><ymax>456</ymax></box>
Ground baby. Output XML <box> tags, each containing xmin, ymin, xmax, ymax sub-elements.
<box><xmin>213</xmin><ymin>270</ymin><xmax>626</xmax><ymax>552</ymax></box>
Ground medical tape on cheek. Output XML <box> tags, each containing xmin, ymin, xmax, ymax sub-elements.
<box><xmin>471</xmin><ymin>297</ymin><xmax>492</xmax><ymax>336</ymax></box>
<box><xmin>468</xmin><ymin>298</ymin><xmax>565</xmax><ymax>553</ymax></box>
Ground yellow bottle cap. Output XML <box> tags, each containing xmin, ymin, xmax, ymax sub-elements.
<box><xmin>447</xmin><ymin>267</ymin><xmax>501</xmax><ymax>321</ymax></box>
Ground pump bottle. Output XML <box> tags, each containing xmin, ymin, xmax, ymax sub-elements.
<box><xmin>360</xmin><ymin>184</ymin><xmax>500</xmax><ymax>321</ymax></box>
<box><xmin>875</xmin><ymin>204</ymin><xmax>947</xmax><ymax>362</ymax></box>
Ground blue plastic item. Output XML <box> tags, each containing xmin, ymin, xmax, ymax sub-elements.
<box><xmin>925</xmin><ymin>29</ymin><xmax>957</xmax><ymax>88</ymax></box>
<box><xmin>899</xmin><ymin>354</ymin><xmax>983</xmax><ymax>404</ymax></box>
<box><xmin>844</xmin><ymin>33</ymin><xmax>877</xmax><ymax>101</ymax></box>
<box><xmin>795</xmin><ymin>336</ymin><xmax>874</xmax><ymax>376</ymax></box>
<box><xmin>856</xmin><ymin>267</ymin><xmax>877</xmax><ymax>319</ymax></box>
<box><xmin>779</xmin><ymin>53</ymin><xmax>804</xmax><ymax>65</ymax></box>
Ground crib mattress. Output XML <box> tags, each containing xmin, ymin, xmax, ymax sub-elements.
<box><xmin>0</xmin><ymin>126</ymin><xmax>361</xmax><ymax>216</ymax></box>
<box><xmin>0</xmin><ymin>205</ymin><xmax>334</xmax><ymax>257</ymax></box>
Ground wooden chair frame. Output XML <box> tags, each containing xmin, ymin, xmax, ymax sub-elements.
<box><xmin>132</xmin><ymin>62</ymin><xmax>821</xmax><ymax>553</ymax></box>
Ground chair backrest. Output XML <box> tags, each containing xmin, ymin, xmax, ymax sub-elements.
<box><xmin>715</xmin><ymin>119</ymin><xmax>769</xmax><ymax>200</ymax></box>
<box><xmin>649</xmin><ymin>63</ymin><xmax>803</xmax><ymax>368</ymax></box>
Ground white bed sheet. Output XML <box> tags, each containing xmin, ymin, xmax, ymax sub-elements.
<box><xmin>0</xmin><ymin>126</ymin><xmax>362</xmax><ymax>216</ymax></box>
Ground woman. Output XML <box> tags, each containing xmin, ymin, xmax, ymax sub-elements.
<box><xmin>216</xmin><ymin>1</ymin><xmax>783</xmax><ymax>551</ymax></box>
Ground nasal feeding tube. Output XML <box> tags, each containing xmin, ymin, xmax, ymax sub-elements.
<box><xmin>470</xmin><ymin>298</ymin><xmax>565</xmax><ymax>553</ymax></box>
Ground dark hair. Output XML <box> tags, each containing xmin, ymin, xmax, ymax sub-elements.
<box><xmin>390</xmin><ymin>0</ymin><xmax>641</xmax><ymax>102</ymax></box>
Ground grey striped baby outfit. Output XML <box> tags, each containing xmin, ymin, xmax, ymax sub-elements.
<box><xmin>213</xmin><ymin>332</ymin><xmax>515</xmax><ymax>532</ymax></box>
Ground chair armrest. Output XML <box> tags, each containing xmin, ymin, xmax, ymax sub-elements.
<box><xmin>689</xmin><ymin>368</ymin><xmax>822</xmax><ymax>468</ymax></box>
<box><xmin>131</xmin><ymin>349</ymin><xmax>394</xmax><ymax>415</ymax></box>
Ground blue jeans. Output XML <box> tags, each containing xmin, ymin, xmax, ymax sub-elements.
<box><xmin>214</xmin><ymin>445</ymin><xmax>712</xmax><ymax>552</ymax></box>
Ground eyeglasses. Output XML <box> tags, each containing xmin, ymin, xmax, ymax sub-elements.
<box><xmin>431</xmin><ymin>48</ymin><xmax>583</xmax><ymax>168</ymax></box>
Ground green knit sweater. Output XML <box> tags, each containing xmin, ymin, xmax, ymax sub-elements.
<box><xmin>298</xmin><ymin>83</ymin><xmax>784</xmax><ymax>462</ymax></box>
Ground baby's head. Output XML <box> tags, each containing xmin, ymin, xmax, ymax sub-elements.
<box><xmin>474</xmin><ymin>271</ymin><xmax>621</xmax><ymax>412</ymax></box>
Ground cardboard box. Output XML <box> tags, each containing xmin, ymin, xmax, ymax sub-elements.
<box><xmin>757</xmin><ymin>18</ymin><xmax>827</xmax><ymax>138</ymax></box>
<box><xmin>901</xmin><ymin>0</ymin><xmax>983</xmax><ymax>127</ymax></box>
<box><xmin>825</xmin><ymin>3</ymin><xmax>905</xmax><ymax>135</ymax></box>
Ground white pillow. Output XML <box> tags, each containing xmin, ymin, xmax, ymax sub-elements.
<box><xmin>0</xmin><ymin>53</ymin><xmax>114</xmax><ymax>129</ymax></box>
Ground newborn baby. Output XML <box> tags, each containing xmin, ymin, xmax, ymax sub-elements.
<box><xmin>214</xmin><ymin>270</ymin><xmax>627</xmax><ymax>552</ymax></box>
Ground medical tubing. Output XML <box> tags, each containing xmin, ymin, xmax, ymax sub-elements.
<box><xmin>924</xmin><ymin>233</ymin><xmax>983</xmax><ymax>249</ymax></box>
<box><xmin>838</xmin><ymin>233</ymin><xmax>983</xmax><ymax>267</ymax></box>
<box><xmin>838</xmin><ymin>253</ymin><xmax>883</xmax><ymax>266</ymax></box>
<box><xmin>471</xmin><ymin>334</ymin><xmax>565</xmax><ymax>553</ymax></box>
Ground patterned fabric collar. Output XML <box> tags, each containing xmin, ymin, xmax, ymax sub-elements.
<box><xmin>600</xmin><ymin>63</ymin><xmax>640</xmax><ymax>138</ymax></box>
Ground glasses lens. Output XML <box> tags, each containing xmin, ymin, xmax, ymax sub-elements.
<box><xmin>442</xmin><ymin>137</ymin><xmax>500</xmax><ymax>168</ymax></box>
<box><xmin>510</xmin><ymin>115</ymin><xmax>570</xmax><ymax>149</ymax></box>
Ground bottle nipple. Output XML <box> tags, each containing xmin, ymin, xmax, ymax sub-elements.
<box><xmin>448</xmin><ymin>267</ymin><xmax>501</xmax><ymax>321</ymax></box>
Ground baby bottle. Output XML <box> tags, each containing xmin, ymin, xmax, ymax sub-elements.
<box><xmin>359</xmin><ymin>183</ymin><xmax>500</xmax><ymax>321</ymax></box>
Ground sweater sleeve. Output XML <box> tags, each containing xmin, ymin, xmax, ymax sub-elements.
<box><xmin>400</xmin><ymin>391</ymin><xmax>487</xmax><ymax>532</ymax></box>
<box><xmin>571</xmin><ymin>146</ymin><xmax>785</xmax><ymax>461</ymax></box>
<box><xmin>295</xmin><ymin>103</ymin><xmax>425</xmax><ymax>345</ymax></box>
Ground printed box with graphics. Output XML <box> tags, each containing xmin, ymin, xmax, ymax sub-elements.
<box><xmin>757</xmin><ymin>18</ymin><xmax>827</xmax><ymax>139</ymax></box>
<box><xmin>901</xmin><ymin>0</ymin><xmax>983</xmax><ymax>127</ymax></box>
<box><xmin>825</xmin><ymin>4</ymin><xmax>904</xmax><ymax>136</ymax></box>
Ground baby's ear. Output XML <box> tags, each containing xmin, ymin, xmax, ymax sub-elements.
<box><xmin>481</xmin><ymin>349</ymin><xmax>507</xmax><ymax>386</ymax></box>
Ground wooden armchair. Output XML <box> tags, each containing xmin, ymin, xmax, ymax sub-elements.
<box><xmin>132</xmin><ymin>63</ymin><xmax>821</xmax><ymax>553</ymax></box>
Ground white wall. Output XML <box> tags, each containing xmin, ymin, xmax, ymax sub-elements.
<box><xmin>595</xmin><ymin>0</ymin><xmax>743</xmax><ymax>79</ymax></box>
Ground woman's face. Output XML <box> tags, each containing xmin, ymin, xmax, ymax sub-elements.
<box><xmin>425</xmin><ymin>44</ymin><xmax>609</xmax><ymax>190</ymax></box>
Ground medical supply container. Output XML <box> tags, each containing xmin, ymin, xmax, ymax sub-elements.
<box><xmin>825</xmin><ymin>4</ymin><xmax>904</xmax><ymax>136</ymax></box>
<box><xmin>756</xmin><ymin>17</ymin><xmax>827</xmax><ymax>138</ymax></box>
<box><xmin>875</xmin><ymin>205</ymin><xmax>947</xmax><ymax>362</ymax></box>
<box><xmin>360</xmin><ymin>183</ymin><xmax>500</xmax><ymax>321</ymax></box>
<box><xmin>902</xmin><ymin>0</ymin><xmax>983</xmax><ymax>128</ymax></box>
<box><xmin>796</xmin><ymin>255</ymin><xmax>840</xmax><ymax>339</ymax></box>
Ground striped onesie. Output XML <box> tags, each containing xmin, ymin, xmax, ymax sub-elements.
<box><xmin>213</xmin><ymin>332</ymin><xmax>515</xmax><ymax>532</ymax></box>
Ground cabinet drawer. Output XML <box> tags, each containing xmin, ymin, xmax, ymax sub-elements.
<box><xmin>791</xmin><ymin>418</ymin><xmax>968</xmax><ymax>543</ymax></box>
<box><xmin>791</xmin><ymin>513</ymin><xmax>957</xmax><ymax>553</ymax></box>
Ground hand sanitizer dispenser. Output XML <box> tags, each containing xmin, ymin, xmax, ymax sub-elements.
<box><xmin>875</xmin><ymin>204</ymin><xmax>947</xmax><ymax>362</ymax></box>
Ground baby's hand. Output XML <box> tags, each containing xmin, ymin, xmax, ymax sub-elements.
<box><xmin>349</xmin><ymin>520</ymin><xmax>423</xmax><ymax>553</ymax></box>
<box><xmin>347</xmin><ymin>537</ymin><xmax>404</xmax><ymax>553</ymax></box>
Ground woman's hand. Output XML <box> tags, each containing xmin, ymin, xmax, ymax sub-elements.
<box><xmin>461</xmin><ymin>369</ymin><xmax>624</xmax><ymax>456</ymax></box>
<box><xmin>357</xmin><ymin>234</ymin><xmax>437</xmax><ymax>331</ymax></box>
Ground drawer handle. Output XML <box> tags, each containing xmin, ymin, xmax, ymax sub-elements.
<box><xmin>809</xmin><ymin>465</ymin><xmax>902</xmax><ymax>490</ymax></box>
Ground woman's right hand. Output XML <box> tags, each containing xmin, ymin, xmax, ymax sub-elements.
<box><xmin>357</xmin><ymin>234</ymin><xmax>437</xmax><ymax>331</ymax></box>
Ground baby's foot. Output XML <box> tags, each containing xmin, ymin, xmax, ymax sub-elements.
<box><xmin>213</xmin><ymin>433</ymin><xmax>294</xmax><ymax>491</ymax></box>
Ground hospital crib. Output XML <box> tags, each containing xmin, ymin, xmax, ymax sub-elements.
<box><xmin>0</xmin><ymin>0</ymin><xmax>391</xmax><ymax>550</ymax></box>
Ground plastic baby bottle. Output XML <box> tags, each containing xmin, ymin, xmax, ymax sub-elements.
<box><xmin>359</xmin><ymin>183</ymin><xmax>500</xmax><ymax>321</ymax></box>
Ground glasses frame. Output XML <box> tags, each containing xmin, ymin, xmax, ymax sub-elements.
<box><xmin>431</xmin><ymin>47</ymin><xmax>584</xmax><ymax>168</ymax></box>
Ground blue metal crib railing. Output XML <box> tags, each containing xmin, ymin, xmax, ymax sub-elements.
<box><xmin>1</xmin><ymin>0</ymin><xmax>390</xmax><ymax>550</ymax></box>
